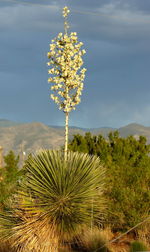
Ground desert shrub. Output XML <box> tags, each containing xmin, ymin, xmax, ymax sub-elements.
<box><xmin>72</xmin><ymin>227</ymin><xmax>111</xmax><ymax>252</ymax></box>
<box><xmin>0</xmin><ymin>150</ymin><xmax>106</xmax><ymax>251</ymax></box>
<box><xmin>0</xmin><ymin>151</ymin><xmax>22</xmax><ymax>208</ymax></box>
<box><xmin>130</xmin><ymin>240</ymin><xmax>149</xmax><ymax>252</ymax></box>
<box><xmin>69</xmin><ymin>132</ymin><xmax>150</xmax><ymax>231</ymax></box>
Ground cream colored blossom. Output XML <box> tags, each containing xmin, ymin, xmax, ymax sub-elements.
<box><xmin>47</xmin><ymin>7</ymin><xmax>86</xmax><ymax>114</ymax></box>
<box><xmin>63</xmin><ymin>6</ymin><xmax>70</xmax><ymax>18</ymax></box>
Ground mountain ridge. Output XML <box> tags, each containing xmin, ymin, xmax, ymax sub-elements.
<box><xmin>0</xmin><ymin>119</ymin><xmax>149</xmax><ymax>155</ymax></box>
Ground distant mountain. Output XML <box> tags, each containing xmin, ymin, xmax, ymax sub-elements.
<box><xmin>0</xmin><ymin>121</ymin><xmax>84</xmax><ymax>155</ymax></box>
<box><xmin>0</xmin><ymin>119</ymin><xmax>21</xmax><ymax>127</ymax></box>
<box><xmin>48</xmin><ymin>125</ymin><xmax>115</xmax><ymax>137</ymax></box>
<box><xmin>0</xmin><ymin>120</ymin><xmax>150</xmax><ymax>155</ymax></box>
<box><xmin>90</xmin><ymin>127</ymin><xmax>115</xmax><ymax>137</ymax></box>
<box><xmin>118</xmin><ymin>123</ymin><xmax>150</xmax><ymax>142</ymax></box>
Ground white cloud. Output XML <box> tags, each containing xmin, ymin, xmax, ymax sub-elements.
<box><xmin>71</xmin><ymin>1</ymin><xmax>150</xmax><ymax>44</ymax></box>
<box><xmin>0</xmin><ymin>3</ymin><xmax>61</xmax><ymax>31</ymax></box>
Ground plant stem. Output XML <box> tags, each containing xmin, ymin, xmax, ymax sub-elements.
<box><xmin>91</xmin><ymin>198</ymin><xmax>94</xmax><ymax>234</ymax></box>
<box><xmin>64</xmin><ymin>112</ymin><xmax>69</xmax><ymax>161</ymax></box>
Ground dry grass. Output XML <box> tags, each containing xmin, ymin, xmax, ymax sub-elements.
<box><xmin>74</xmin><ymin>227</ymin><xmax>111</xmax><ymax>251</ymax></box>
<box><xmin>11</xmin><ymin>213</ymin><xmax>59</xmax><ymax>252</ymax></box>
<box><xmin>1</xmin><ymin>224</ymin><xmax>150</xmax><ymax>252</ymax></box>
<box><xmin>0</xmin><ymin>208</ymin><xmax>59</xmax><ymax>252</ymax></box>
<box><xmin>102</xmin><ymin>226</ymin><xmax>150</xmax><ymax>252</ymax></box>
<box><xmin>90</xmin><ymin>227</ymin><xmax>133</xmax><ymax>252</ymax></box>
<box><xmin>0</xmin><ymin>240</ymin><xmax>16</xmax><ymax>252</ymax></box>
<box><xmin>98</xmin><ymin>227</ymin><xmax>129</xmax><ymax>252</ymax></box>
<box><xmin>74</xmin><ymin>226</ymin><xmax>150</xmax><ymax>252</ymax></box>
<box><xmin>137</xmin><ymin>222</ymin><xmax>150</xmax><ymax>248</ymax></box>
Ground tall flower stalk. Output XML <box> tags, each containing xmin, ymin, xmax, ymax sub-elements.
<box><xmin>47</xmin><ymin>6</ymin><xmax>86</xmax><ymax>161</ymax></box>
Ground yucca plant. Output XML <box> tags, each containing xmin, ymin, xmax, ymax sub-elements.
<box><xmin>0</xmin><ymin>6</ymin><xmax>106</xmax><ymax>252</ymax></box>
<box><xmin>0</xmin><ymin>150</ymin><xmax>105</xmax><ymax>251</ymax></box>
<box><xmin>23</xmin><ymin>150</ymin><xmax>105</xmax><ymax>240</ymax></box>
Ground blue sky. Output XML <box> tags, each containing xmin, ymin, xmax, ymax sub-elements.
<box><xmin>0</xmin><ymin>0</ymin><xmax>150</xmax><ymax>128</ymax></box>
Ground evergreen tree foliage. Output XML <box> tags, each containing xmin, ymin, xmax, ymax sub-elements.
<box><xmin>68</xmin><ymin>132</ymin><xmax>150</xmax><ymax>230</ymax></box>
<box><xmin>0</xmin><ymin>151</ymin><xmax>20</xmax><ymax>208</ymax></box>
<box><xmin>4</xmin><ymin>150</ymin><xmax>19</xmax><ymax>183</ymax></box>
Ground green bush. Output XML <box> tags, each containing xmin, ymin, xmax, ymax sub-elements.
<box><xmin>0</xmin><ymin>151</ymin><xmax>21</xmax><ymax>208</ymax></box>
<box><xmin>69</xmin><ymin>132</ymin><xmax>150</xmax><ymax>231</ymax></box>
<box><xmin>130</xmin><ymin>240</ymin><xmax>149</xmax><ymax>252</ymax></box>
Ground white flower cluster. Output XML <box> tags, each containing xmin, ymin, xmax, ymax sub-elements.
<box><xmin>62</xmin><ymin>6</ymin><xmax>70</xmax><ymax>18</ymax></box>
<box><xmin>47</xmin><ymin>31</ymin><xmax>86</xmax><ymax>113</ymax></box>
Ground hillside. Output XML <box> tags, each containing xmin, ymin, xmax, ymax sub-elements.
<box><xmin>0</xmin><ymin>121</ymin><xmax>84</xmax><ymax>155</ymax></box>
<box><xmin>0</xmin><ymin>120</ymin><xmax>150</xmax><ymax>155</ymax></box>
<box><xmin>118</xmin><ymin>123</ymin><xmax>150</xmax><ymax>142</ymax></box>
<box><xmin>0</xmin><ymin>119</ymin><xmax>21</xmax><ymax>127</ymax></box>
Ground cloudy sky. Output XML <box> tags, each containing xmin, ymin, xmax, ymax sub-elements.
<box><xmin>0</xmin><ymin>0</ymin><xmax>150</xmax><ymax>128</ymax></box>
